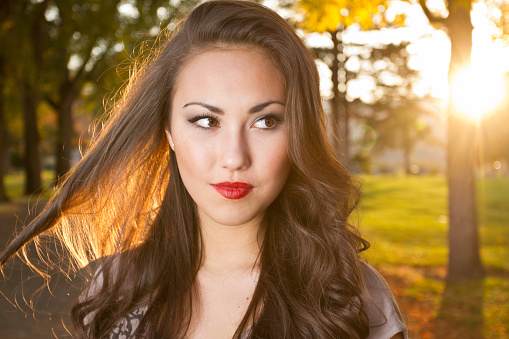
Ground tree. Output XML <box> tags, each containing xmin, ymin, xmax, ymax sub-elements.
<box><xmin>22</xmin><ymin>1</ymin><xmax>46</xmax><ymax>194</ymax></box>
<box><xmin>295</xmin><ymin>0</ymin><xmax>398</xmax><ymax>164</ymax></box>
<box><xmin>347</xmin><ymin>42</ymin><xmax>438</xmax><ymax>174</ymax></box>
<box><xmin>366</xmin><ymin>100</ymin><xmax>436</xmax><ymax>174</ymax></box>
<box><xmin>0</xmin><ymin>52</ymin><xmax>8</xmax><ymax>201</ymax></box>
<box><xmin>418</xmin><ymin>0</ymin><xmax>483</xmax><ymax>281</ymax></box>
<box><xmin>0</xmin><ymin>0</ymin><xmax>10</xmax><ymax>201</ymax></box>
<box><xmin>479</xmin><ymin>72</ymin><xmax>509</xmax><ymax>165</ymax></box>
<box><xmin>14</xmin><ymin>0</ymin><xmax>200</xmax><ymax>182</ymax></box>
<box><xmin>1</xmin><ymin>0</ymin><xmax>44</xmax><ymax>195</ymax></box>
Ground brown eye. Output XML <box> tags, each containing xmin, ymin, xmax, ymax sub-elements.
<box><xmin>264</xmin><ymin>118</ymin><xmax>275</xmax><ymax>127</ymax></box>
<box><xmin>207</xmin><ymin>118</ymin><xmax>218</xmax><ymax>127</ymax></box>
<box><xmin>253</xmin><ymin>116</ymin><xmax>280</xmax><ymax>129</ymax></box>
<box><xmin>195</xmin><ymin>117</ymin><xmax>219</xmax><ymax>128</ymax></box>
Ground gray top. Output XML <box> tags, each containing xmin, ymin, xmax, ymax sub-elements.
<box><xmin>361</xmin><ymin>262</ymin><xmax>408</xmax><ymax>339</ymax></box>
<box><xmin>106</xmin><ymin>262</ymin><xmax>407</xmax><ymax>338</ymax></box>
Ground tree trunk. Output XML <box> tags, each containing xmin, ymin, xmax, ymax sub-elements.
<box><xmin>447</xmin><ymin>112</ymin><xmax>483</xmax><ymax>281</ymax></box>
<box><xmin>55</xmin><ymin>86</ymin><xmax>75</xmax><ymax>180</ymax></box>
<box><xmin>0</xmin><ymin>55</ymin><xmax>9</xmax><ymax>202</ymax></box>
<box><xmin>21</xmin><ymin>81</ymin><xmax>42</xmax><ymax>194</ymax></box>
<box><xmin>330</xmin><ymin>29</ymin><xmax>349</xmax><ymax>166</ymax></box>
<box><xmin>330</xmin><ymin>29</ymin><xmax>341</xmax><ymax>154</ymax></box>
<box><xmin>445</xmin><ymin>2</ymin><xmax>483</xmax><ymax>282</ymax></box>
<box><xmin>403</xmin><ymin>140</ymin><xmax>411</xmax><ymax>175</ymax></box>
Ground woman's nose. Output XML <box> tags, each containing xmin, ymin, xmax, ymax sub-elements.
<box><xmin>219</xmin><ymin>129</ymin><xmax>250</xmax><ymax>171</ymax></box>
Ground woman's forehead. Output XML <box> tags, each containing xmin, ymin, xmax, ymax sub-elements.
<box><xmin>172</xmin><ymin>49</ymin><xmax>286</xmax><ymax>110</ymax></box>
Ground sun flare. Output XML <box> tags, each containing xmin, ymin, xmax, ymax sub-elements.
<box><xmin>451</xmin><ymin>65</ymin><xmax>506</xmax><ymax>120</ymax></box>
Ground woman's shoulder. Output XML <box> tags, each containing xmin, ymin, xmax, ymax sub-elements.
<box><xmin>108</xmin><ymin>306</ymin><xmax>148</xmax><ymax>339</ymax></box>
<box><xmin>359</xmin><ymin>261</ymin><xmax>408</xmax><ymax>339</ymax></box>
<box><xmin>83</xmin><ymin>259</ymin><xmax>150</xmax><ymax>337</ymax></box>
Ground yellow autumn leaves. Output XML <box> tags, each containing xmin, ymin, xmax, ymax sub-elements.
<box><xmin>297</xmin><ymin>0</ymin><xmax>404</xmax><ymax>32</ymax></box>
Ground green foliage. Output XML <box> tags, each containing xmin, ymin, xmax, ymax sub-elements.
<box><xmin>347</xmin><ymin>42</ymin><xmax>439</xmax><ymax>172</ymax></box>
<box><xmin>0</xmin><ymin>0</ymin><xmax>201</xmax><ymax>178</ymax></box>
<box><xmin>367</xmin><ymin>100</ymin><xmax>438</xmax><ymax>157</ymax></box>
<box><xmin>36</xmin><ymin>0</ymin><xmax>200</xmax><ymax>106</ymax></box>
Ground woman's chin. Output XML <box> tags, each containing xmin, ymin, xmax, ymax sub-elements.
<box><xmin>198</xmin><ymin>207</ymin><xmax>265</xmax><ymax>228</ymax></box>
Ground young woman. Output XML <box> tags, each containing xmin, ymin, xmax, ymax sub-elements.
<box><xmin>0</xmin><ymin>1</ymin><xmax>407</xmax><ymax>338</ymax></box>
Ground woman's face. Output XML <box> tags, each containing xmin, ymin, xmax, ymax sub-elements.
<box><xmin>168</xmin><ymin>48</ymin><xmax>291</xmax><ymax>228</ymax></box>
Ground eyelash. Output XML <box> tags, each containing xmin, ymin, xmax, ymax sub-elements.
<box><xmin>187</xmin><ymin>114</ymin><xmax>283</xmax><ymax>130</ymax></box>
<box><xmin>188</xmin><ymin>114</ymin><xmax>219</xmax><ymax>130</ymax></box>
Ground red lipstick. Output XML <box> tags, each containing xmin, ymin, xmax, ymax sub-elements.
<box><xmin>211</xmin><ymin>182</ymin><xmax>253</xmax><ymax>199</ymax></box>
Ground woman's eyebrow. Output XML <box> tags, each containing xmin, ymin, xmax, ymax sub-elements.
<box><xmin>249</xmin><ymin>100</ymin><xmax>285</xmax><ymax>113</ymax></box>
<box><xmin>182</xmin><ymin>100</ymin><xmax>285</xmax><ymax>114</ymax></box>
<box><xmin>183</xmin><ymin>102</ymin><xmax>223</xmax><ymax>113</ymax></box>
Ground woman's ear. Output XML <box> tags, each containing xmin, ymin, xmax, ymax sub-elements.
<box><xmin>165</xmin><ymin>129</ymin><xmax>175</xmax><ymax>151</ymax></box>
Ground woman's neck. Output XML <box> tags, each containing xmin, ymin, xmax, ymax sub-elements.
<box><xmin>197</xmin><ymin>212</ymin><xmax>264</xmax><ymax>276</ymax></box>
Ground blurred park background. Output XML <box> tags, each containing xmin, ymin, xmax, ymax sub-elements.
<box><xmin>0</xmin><ymin>0</ymin><xmax>508</xmax><ymax>338</ymax></box>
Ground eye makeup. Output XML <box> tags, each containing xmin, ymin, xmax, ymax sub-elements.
<box><xmin>186</xmin><ymin>112</ymin><xmax>284</xmax><ymax>131</ymax></box>
<box><xmin>188</xmin><ymin>114</ymin><xmax>221</xmax><ymax>130</ymax></box>
<box><xmin>251</xmin><ymin>114</ymin><xmax>283</xmax><ymax>130</ymax></box>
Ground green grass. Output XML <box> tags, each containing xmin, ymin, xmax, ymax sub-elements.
<box><xmin>358</xmin><ymin>175</ymin><xmax>509</xmax><ymax>338</ymax></box>
<box><xmin>358</xmin><ymin>175</ymin><xmax>449</xmax><ymax>267</ymax></box>
<box><xmin>4</xmin><ymin>170</ymin><xmax>55</xmax><ymax>196</ymax></box>
<box><xmin>478</xmin><ymin>178</ymin><xmax>509</xmax><ymax>272</ymax></box>
<box><xmin>0</xmin><ymin>171</ymin><xmax>55</xmax><ymax>214</ymax></box>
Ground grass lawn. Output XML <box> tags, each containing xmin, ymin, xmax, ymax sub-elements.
<box><xmin>0</xmin><ymin>170</ymin><xmax>55</xmax><ymax>215</ymax></box>
<box><xmin>358</xmin><ymin>175</ymin><xmax>509</xmax><ymax>339</ymax></box>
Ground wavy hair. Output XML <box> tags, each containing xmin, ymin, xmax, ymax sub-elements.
<box><xmin>0</xmin><ymin>1</ymin><xmax>370</xmax><ymax>337</ymax></box>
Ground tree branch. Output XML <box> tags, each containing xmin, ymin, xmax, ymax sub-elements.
<box><xmin>44</xmin><ymin>94</ymin><xmax>59</xmax><ymax>109</ymax></box>
<box><xmin>70</xmin><ymin>43</ymin><xmax>96</xmax><ymax>85</ymax></box>
<box><xmin>418</xmin><ymin>0</ymin><xmax>448</xmax><ymax>24</ymax></box>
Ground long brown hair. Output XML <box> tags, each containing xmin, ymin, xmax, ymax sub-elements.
<box><xmin>1</xmin><ymin>1</ymin><xmax>370</xmax><ymax>337</ymax></box>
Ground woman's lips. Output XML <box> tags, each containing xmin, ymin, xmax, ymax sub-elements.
<box><xmin>211</xmin><ymin>182</ymin><xmax>254</xmax><ymax>199</ymax></box>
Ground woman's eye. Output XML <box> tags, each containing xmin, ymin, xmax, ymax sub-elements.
<box><xmin>194</xmin><ymin>117</ymin><xmax>219</xmax><ymax>128</ymax></box>
<box><xmin>253</xmin><ymin>116</ymin><xmax>279</xmax><ymax>129</ymax></box>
